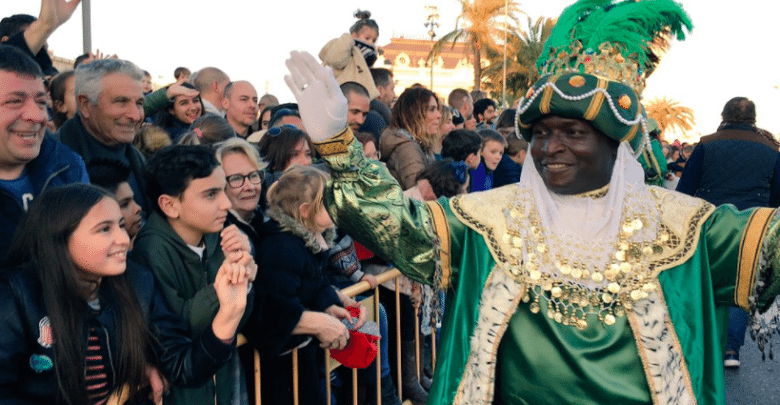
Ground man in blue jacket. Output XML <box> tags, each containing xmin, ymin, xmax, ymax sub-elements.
<box><xmin>0</xmin><ymin>45</ymin><xmax>88</xmax><ymax>261</ymax></box>
<box><xmin>677</xmin><ymin>96</ymin><xmax>780</xmax><ymax>368</ymax></box>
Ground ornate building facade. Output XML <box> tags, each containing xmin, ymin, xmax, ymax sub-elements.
<box><xmin>378</xmin><ymin>36</ymin><xmax>476</xmax><ymax>99</ymax></box>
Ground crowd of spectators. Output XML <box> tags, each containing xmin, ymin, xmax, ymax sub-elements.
<box><xmin>2</xmin><ymin>2</ymin><xmax>779</xmax><ymax>405</ymax></box>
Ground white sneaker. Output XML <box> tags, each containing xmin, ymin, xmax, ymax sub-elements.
<box><xmin>724</xmin><ymin>351</ymin><xmax>740</xmax><ymax>368</ymax></box>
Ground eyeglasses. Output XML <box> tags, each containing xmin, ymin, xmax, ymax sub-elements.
<box><xmin>267</xmin><ymin>124</ymin><xmax>303</xmax><ymax>137</ymax></box>
<box><xmin>226</xmin><ymin>170</ymin><xmax>264</xmax><ymax>188</ymax></box>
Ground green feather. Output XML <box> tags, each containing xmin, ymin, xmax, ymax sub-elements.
<box><xmin>537</xmin><ymin>0</ymin><xmax>692</xmax><ymax>72</ymax></box>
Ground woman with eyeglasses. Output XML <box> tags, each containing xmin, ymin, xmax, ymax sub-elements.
<box><xmin>215</xmin><ymin>138</ymin><xmax>267</xmax><ymax>246</ymax></box>
<box><xmin>213</xmin><ymin>139</ymin><xmax>271</xmax><ymax>403</ymax></box>
<box><xmin>379</xmin><ymin>87</ymin><xmax>442</xmax><ymax>190</ymax></box>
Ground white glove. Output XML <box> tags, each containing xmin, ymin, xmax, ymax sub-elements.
<box><xmin>284</xmin><ymin>51</ymin><xmax>348</xmax><ymax>142</ymax></box>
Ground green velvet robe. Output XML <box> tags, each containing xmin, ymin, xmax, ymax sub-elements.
<box><xmin>314</xmin><ymin>128</ymin><xmax>780</xmax><ymax>405</ymax></box>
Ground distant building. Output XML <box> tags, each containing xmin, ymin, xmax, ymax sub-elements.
<box><xmin>51</xmin><ymin>53</ymin><xmax>74</xmax><ymax>73</ymax></box>
<box><xmin>378</xmin><ymin>35</ymin><xmax>477</xmax><ymax>99</ymax></box>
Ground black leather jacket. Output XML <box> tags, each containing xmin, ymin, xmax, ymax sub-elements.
<box><xmin>0</xmin><ymin>261</ymin><xmax>236</xmax><ymax>404</ymax></box>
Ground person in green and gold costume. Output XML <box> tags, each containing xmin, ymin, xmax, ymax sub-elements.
<box><xmin>638</xmin><ymin>118</ymin><xmax>669</xmax><ymax>186</ymax></box>
<box><xmin>281</xmin><ymin>1</ymin><xmax>780</xmax><ymax>404</ymax></box>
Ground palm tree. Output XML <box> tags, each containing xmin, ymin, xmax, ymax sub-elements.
<box><xmin>643</xmin><ymin>97</ymin><xmax>695</xmax><ymax>140</ymax></box>
<box><xmin>428</xmin><ymin>0</ymin><xmax>522</xmax><ymax>91</ymax></box>
<box><xmin>483</xmin><ymin>16</ymin><xmax>555</xmax><ymax>104</ymax></box>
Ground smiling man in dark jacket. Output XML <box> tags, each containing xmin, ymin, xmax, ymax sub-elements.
<box><xmin>57</xmin><ymin>58</ymin><xmax>151</xmax><ymax>216</ymax></box>
<box><xmin>0</xmin><ymin>45</ymin><xmax>88</xmax><ymax>261</ymax></box>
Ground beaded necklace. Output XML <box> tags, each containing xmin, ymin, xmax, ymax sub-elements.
<box><xmin>501</xmin><ymin>182</ymin><xmax>669</xmax><ymax>330</ymax></box>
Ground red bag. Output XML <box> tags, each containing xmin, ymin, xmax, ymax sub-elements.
<box><xmin>329</xmin><ymin>306</ymin><xmax>379</xmax><ymax>369</ymax></box>
<box><xmin>353</xmin><ymin>241</ymin><xmax>375</xmax><ymax>261</ymax></box>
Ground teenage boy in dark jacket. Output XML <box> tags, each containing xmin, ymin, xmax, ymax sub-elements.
<box><xmin>131</xmin><ymin>145</ymin><xmax>257</xmax><ymax>405</ymax></box>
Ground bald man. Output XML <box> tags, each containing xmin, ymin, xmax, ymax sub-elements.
<box><xmin>222</xmin><ymin>81</ymin><xmax>259</xmax><ymax>138</ymax></box>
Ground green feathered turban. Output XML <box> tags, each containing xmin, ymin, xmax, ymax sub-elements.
<box><xmin>517</xmin><ymin>71</ymin><xmax>644</xmax><ymax>151</ymax></box>
<box><xmin>516</xmin><ymin>0</ymin><xmax>692</xmax><ymax>154</ymax></box>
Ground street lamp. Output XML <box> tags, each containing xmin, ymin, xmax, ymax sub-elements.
<box><xmin>502</xmin><ymin>0</ymin><xmax>508</xmax><ymax>108</ymax></box>
<box><xmin>82</xmin><ymin>0</ymin><xmax>92</xmax><ymax>53</ymax></box>
<box><xmin>425</xmin><ymin>5</ymin><xmax>440</xmax><ymax>91</ymax></box>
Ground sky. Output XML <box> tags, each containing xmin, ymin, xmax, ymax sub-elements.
<box><xmin>4</xmin><ymin>0</ymin><xmax>779</xmax><ymax>142</ymax></box>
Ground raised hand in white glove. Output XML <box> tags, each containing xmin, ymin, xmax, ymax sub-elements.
<box><xmin>284</xmin><ymin>51</ymin><xmax>347</xmax><ymax>142</ymax></box>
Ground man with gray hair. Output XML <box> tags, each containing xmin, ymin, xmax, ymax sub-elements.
<box><xmin>57</xmin><ymin>58</ymin><xmax>150</xmax><ymax>214</ymax></box>
<box><xmin>191</xmin><ymin>67</ymin><xmax>230</xmax><ymax>116</ymax></box>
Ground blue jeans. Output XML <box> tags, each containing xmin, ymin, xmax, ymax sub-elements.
<box><xmin>379</xmin><ymin>303</ymin><xmax>391</xmax><ymax>377</ymax></box>
<box><xmin>331</xmin><ymin>281</ymin><xmax>392</xmax><ymax>378</ymax></box>
<box><xmin>726</xmin><ymin>307</ymin><xmax>749</xmax><ymax>352</ymax></box>
<box><xmin>362</xmin><ymin>302</ymin><xmax>391</xmax><ymax>380</ymax></box>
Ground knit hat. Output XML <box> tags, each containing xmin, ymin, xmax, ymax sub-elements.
<box><xmin>516</xmin><ymin>0</ymin><xmax>691</xmax><ymax>156</ymax></box>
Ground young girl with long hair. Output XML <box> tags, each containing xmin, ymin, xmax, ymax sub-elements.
<box><xmin>0</xmin><ymin>184</ymin><xmax>249</xmax><ymax>405</ymax></box>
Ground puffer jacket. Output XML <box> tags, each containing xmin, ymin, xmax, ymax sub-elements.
<box><xmin>677</xmin><ymin>124</ymin><xmax>780</xmax><ymax>209</ymax></box>
<box><xmin>379</xmin><ymin>127</ymin><xmax>435</xmax><ymax>190</ymax></box>
<box><xmin>0</xmin><ymin>261</ymin><xmax>235</xmax><ymax>404</ymax></box>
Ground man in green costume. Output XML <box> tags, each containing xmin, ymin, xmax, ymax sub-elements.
<box><xmin>282</xmin><ymin>1</ymin><xmax>780</xmax><ymax>403</ymax></box>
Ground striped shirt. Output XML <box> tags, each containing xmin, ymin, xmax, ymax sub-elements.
<box><xmin>85</xmin><ymin>327</ymin><xmax>110</xmax><ymax>405</ymax></box>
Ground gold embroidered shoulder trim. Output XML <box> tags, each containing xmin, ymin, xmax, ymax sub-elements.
<box><xmin>425</xmin><ymin>200</ymin><xmax>452</xmax><ymax>289</ymax></box>
<box><xmin>736</xmin><ymin>208</ymin><xmax>777</xmax><ymax>310</ymax></box>
<box><xmin>451</xmin><ymin>186</ymin><xmax>715</xmax><ymax>285</ymax></box>
<box><xmin>313</xmin><ymin>127</ymin><xmax>354</xmax><ymax>157</ymax></box>
<box><xmin>647</xmin><ymin>187</ymin><xmax>715</xmax><ymax>274</ymax></box>
<box><xmin>450</xmin><ymin>187</ymin><xmax>511</xmax><ymax>270</ymax></box>
<box><xmin>451</xmin><ymin>186</ymin><xmax>714</xmax><ymax>329</ymax></box>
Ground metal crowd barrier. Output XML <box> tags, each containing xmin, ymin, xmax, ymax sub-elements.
<box><xmin>239</xmin><ymin>268</ymin><xmax>436</xmax><ymax>405</ymax></box>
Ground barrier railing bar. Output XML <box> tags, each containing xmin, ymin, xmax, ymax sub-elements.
<box><xmin>375</xmin><ymin>289</ymin><xmax>382</xmax><ymax>405</ymax></box>
<box><xmin>395</xmin><ymin>276</ymin><xmax>402</xmax><ymax>401</ymax></box>
<box><xmin>414</xmin><ymin>307</ymin><xmax>420</xmax><ymax>381</ymax></box>
<box><xmin>255</xmin><ymin>350</ymin><xmax>261</xmax><ymax>405</ymax></box>
<box><xmin>244</xmin><ymin>268</ymin><xmax>413</xmax><ymax>405</ymax></box>
<box><xmin>293</xmin><ymin>349</ymin><xmax>299</xmax><ymax>405</ymax></box>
